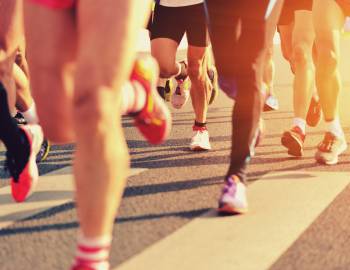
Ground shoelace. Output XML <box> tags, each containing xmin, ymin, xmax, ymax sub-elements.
<box><xmin>222</xmin><ymin>177</ymin><xmax>238</xmax><ymax>195</ymax></box>
<box><xmin>318</xmin><ymin>132</ymin><xmax>336</xmax><ymax>152</ymax></box>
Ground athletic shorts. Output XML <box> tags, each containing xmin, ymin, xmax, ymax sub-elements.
<box><xmin>150</xmin><ymin>3</ymin><xmax>209</xmax><ymax>47</ymax></box>
<box><xmin>28</xmin><ymin>0</ymin><xmax>76</xmax><ymax>9</ymax></box>
<box><xmin>336</xmin><ymin>0</ymin><xmax>350</xmax><ymax>16</ymax></box>
<box><xmin>278</xmin><ymin>0</ymin><xmax>313</xmax><ymax>25</ymax></box>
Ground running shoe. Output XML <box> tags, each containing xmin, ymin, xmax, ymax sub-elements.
<box><xmin>306</xmin><ymin>96</ymin><xmax>321</xmax><ymax>127</ymax></box>
<box><xmin>218</xmin><ymin>175</ymin><xmax>248</xmax><ymax>215</ymax></box>
<box><xmin>14</xmin><ymin>112</ymin><xmax>27</xmax><ymax>125</ymax></box>
<box><xmin>130</xmin><ymin>56</ymin><xmax>171</xmax><ymax>145</ymax></box>
<box><xmin>157</xmin><ymin>79</ymin><xmax>172</xmax><ymax>102</ymax></box>
<box><xmin>315</xmin><ymin>132</ymin><xmax>347</xmax><ymax>165</ymax></box>
<box><xmin>208</xmin><ymin>67</ymin><xmax>219</xmax><ymax>105</ymax></box>
<box><xmin>8</xmin><ymin>124</ymin><xmax>43</xmax><ymax>202</ymax></box>
<box><xmin>164</xmin><ymin>79</ymin><xmax>172</xmax><ymax>102</ymax></box>
<box><xmin>171</xmin><ymin>79</ymin><xmax>190</xmax><ymax>109</ymax></box>
<box><xmin>281</xmin><ymin>126</ymin><xmax>305</xmax><ymax>157</ymax></box>
<box><xmin>263</xmin><ymin>94</ymin><xmax>279</xmax><ymax>111</ymax></box>
<box><xmin>71</xmin><ymin>266</ymin><xmax>97</xmax><ymax>270</ymax></box>
<box><xmin>36</xmin><ymin>139</ymin><xmax>51</xmax><ymax>162</ymax></box>
<box><xmin>190</xmin><ymin>126</ymin><xmax>211</xmax><ymax>151</ymax></box>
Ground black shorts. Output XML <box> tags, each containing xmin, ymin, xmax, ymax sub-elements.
<box><xmin>278</xmin><ymin>0</ymin><xmax>313</xmax><ymax>26</ymax></box>
<box><xmin>149</xmin><ymin>3</ymin><xmax>209</xmax><ymax>47</ymax></box>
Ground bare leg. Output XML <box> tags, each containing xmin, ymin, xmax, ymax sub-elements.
<box><xmin>292</xmin><ymin>10</ymin><xmax>315</xmax><ymax>120</ymax></box>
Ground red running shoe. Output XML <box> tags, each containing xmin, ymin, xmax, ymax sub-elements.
<box><xmin>130</xmin><ymin>56</ymin><xmax>171</xmax><ymax>145</ymax></box>
<box><xmin>281</xmin><ymin>126</ymin><xmax>305</xmax><ymax>157</ymax></box>
<box><xmin>9</xmin><ymin>124</ymin><xmax>43</xmax><ymax>202</ymax></box>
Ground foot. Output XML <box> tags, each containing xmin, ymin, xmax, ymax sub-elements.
<box><xmin>208</xmin><ymin>67</ymin><xmax>219</xmax><ymax>105</ymax></box>
<box><xmin>190</xmin><ymin>126</ymin><xmax>211</xmax><ymax>151</ymax></box>
<box><xmin>8</xmin><ymin>124</ymin><xmax>43</xmax><ymax>202</ymax></box>
<box><xmin>36</xmin><ymin>139</ymin><xmax>51</xmax><ymax>162</ymax></box>
<box><xmin>263</xmin><ymin>94</ymin><xmax>279</xmax><ymax>111</ymax></box>
<box><xmin>315</xmin><ymin>132</ymin><xmax>347</xmax><ymax>165</ymax></box>
<box><xmin>14</xmin><ymin>112</ymin><xmax>27</xmax><ymax>125</ymax></box>
<box><xmin>281</xmin><ymin>126</ymin><xmax>305</xmax><ymax>157</ymax></box>
<box><xmin>218</xmin><ymin>175</ymin><xmax>248</xmax><ymax>215</ymax></box>
<box><xmin>130</xmin><ymin>56</ymin><xmax>172</xmax><ymax>145</ymax></box>
<box><xmin>171</xmin><ymin>79</ymin><xmax>190</xmax><ymax>109</ymax></box>
<box><xmin>157</xmin><ymin>79</ymin><xmax>172</xmax><ymax>102</ymax></box>
<box><xmin>306</xmin><ymin>96</ymin><xmax>321</xmax><ymax>127</ymax></box>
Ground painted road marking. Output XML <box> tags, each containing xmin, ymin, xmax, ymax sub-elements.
<box><xmin>116</xmin><ymin>171</ymin><xmax>349</xmax><ymax>270</ymax></box>
<box><xmin>0</xmin><ymin>167</ymin><xmax>147</xmax><ymax>229</ymax></box>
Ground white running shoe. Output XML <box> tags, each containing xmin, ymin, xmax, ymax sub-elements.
<box><xmin>218</xmin><ymin>175</ymin><xmax>248</xmax><ymax>215</ymax></box>
<box><xmin>190</xmin><ymin>126</ymin><xmax>211</xmax><ymax>151</ymax></box>
<box><xmin>171</xmin><ymin>78</ymin><xmax>190</xmax><ymax>109</ymax></box>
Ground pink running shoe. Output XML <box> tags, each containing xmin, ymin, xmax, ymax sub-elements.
<box><xmin>8</xmin><ymin>124</ymin><xmax>43</xmax><ymax>202</ymax></box>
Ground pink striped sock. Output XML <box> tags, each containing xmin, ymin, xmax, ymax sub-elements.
<box><xmin>72</xmin><ymin>234</ymin><xmax>112</xmax><ymax>270</ymax></box>
<box><xmin>121</xmin><ymin>81</ymin><xmax>146</xmax><ymax>115</ymax></box>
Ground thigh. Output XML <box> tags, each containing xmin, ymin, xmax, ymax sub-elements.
<box><xmin>24</xmin><ymin>1</ymin><xmax>76</xmax><ymax>142</ymax></box>
<box><xmin>151</xmin><ymin>38</ymin><xmax>178</xmax><ymax>76</ymax></box>
<box><xmin>313</xmin><ymin>0</ymin><xmax>344</xmax><ymax>55</ymax></box>
<box><xmin>185</xmin><ymin>4</ymin><xmax>209</xmax><ymax>48</ymax></box>
<box><xmin>150</xmin><ymin>4</ymin><xmax>185</xmax><ymax>45</ymax></box>
<box><xmin>278</xmin><ymin>24</ymin><xmax>293</xmax><ymax>61</ymax></box>
<box><xmin>293</xmin><ymin>10</ymin><xmax>315</xmax><ymax>49</ymax></box>
<box><xmin>76</xmin><ymin>0</ymin><xmax>151</xmax><ymax>93</ymax></box>
<box><xmin>0</xmin><ymin>0</ymin><xmax>23</xmax><ymax>62</ymax></box>
<box><xmin>204</xmin><ymin>0</ymin><xmax>241</xmax><ymax>78</ymax></box>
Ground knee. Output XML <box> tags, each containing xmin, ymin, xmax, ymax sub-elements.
<box><xmin>188</xmin><ymin>61</ymin><xmax>203</xmax><ymax>84</ymax></box>
<box><xmin>317</xmin><ymin>46</ymin><xmax>338</xmax><ymax>74</ymax></box>
<box><xmin>159</xmin><ymin>64</ymin><xmax>177</xmax><ymax>78</ymax></box>
<box><xmin>73</xmin><ymin>83</ymin><xmax>116</xmax><ymax>135</ymax></box>
<box><xmin>291</xmin><ymin>45</ymin><xmax>310</xmax><ymax>69</ymax></box>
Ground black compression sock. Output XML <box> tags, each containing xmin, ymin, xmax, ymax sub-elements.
<box><xmin>194</xmin><ymin>121</ymin><xmax>207</xmax><ymax>128</ymax></box>
<box><xmin>0</xmin><ymin>82</ymin><xmax>30</xmax><ymax>168</ymax></box>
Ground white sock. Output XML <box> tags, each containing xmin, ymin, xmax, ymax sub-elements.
<box><xmin>174</xmin><ymin>62</ymin><xmax>182</xmax><ymax>77</ymax></box>
<box><xmin>74</xmin><ymin>232</ymin><xmax>112</xmax><ymax>270</ymax></box>
<box><xmin>121</xmin><ymin>81</ymin><xmax>147</xmax><ymax>115</ymax></box>
<box><xmin>22</xmin><ymin>102</ymin><xmax>39</xmax><ymax>124</ymax></box>
<box><xmin>292</xmin><ymin>117</ymin><xmax>306</xmax><ymax>135</ymax></box>
<box><xmin>326</xmin><ymin>118</ymin><xmax>344</xmax><ymax>138</ymax></box>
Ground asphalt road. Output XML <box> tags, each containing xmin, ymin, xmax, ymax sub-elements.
<box><xmin>1</xmin><ymin>47</ymin><xmax>350</xmax><ymax>270</ymax></box>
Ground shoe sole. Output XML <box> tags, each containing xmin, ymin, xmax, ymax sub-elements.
<box><xmin>315</xmin><ymin>143</ymin><xmax>347</xmax><ymax>165</ymax></box>
<box><xmin>281</xmin><ymin>132</ymin><xmax>303</xmax><ymax>157</ymax></box>
<box><xmin>11</xmin><ymin>125</ymin><xmax>42</xmax><ymax>202</ymax></box>
<box><xmin>190</xmin><ymin>145</ymin><xmax>211</xmax><ymax>151</ymax></box>
<box><xmin>218</xmin><ymin>203</ymin><xmax>248</xmax><ymax>215</ymax></box>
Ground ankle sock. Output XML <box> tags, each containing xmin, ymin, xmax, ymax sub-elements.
<box><xmin>121</xmin><ymin>81</ymin><xmax>146</xmax><ymax>115</ymax></box>
<box><xmin>292</xmin><ymin>117</ymin><xmax>306</xmax><ymax>135</ymax></box>
<box><xmin>73</xmin><ymin>233</ymin><xmax>112</xmax><ymax>270</ymax></box>
<box><xmin>326</xmin><ymin>118</ymin><xmax>344</xmax><ymax>138</ymax></box>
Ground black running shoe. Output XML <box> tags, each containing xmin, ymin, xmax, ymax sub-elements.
<box><xmin>14</xmin><ymin>112</ymin><xmax>27</xmax><ymax>125</ymax></box>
